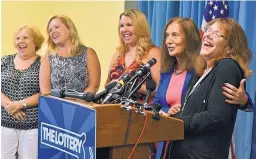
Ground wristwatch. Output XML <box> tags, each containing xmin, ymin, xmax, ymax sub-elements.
<box><xmin>22</xmin><ymin>101</ymin><xmax>27</xmax><ymax>109</ymax></box>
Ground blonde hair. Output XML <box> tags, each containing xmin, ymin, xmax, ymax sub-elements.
<box><xmin>117</xmin><ymin>9</ymin><xmax>154</xmax><ymax>64</ymax></box>
<box><xmin>46</xmin><ymin>15</ymin><xmax>83</xmax><ymax>56</ymax></box>
<box><xmin>161</xmin><ymin>17</ymin><xmax>201</xmax><ymax>73</ymax></box>
<box><xmin>14</xmin><ymin>25</ymin><xmax>45</xmax><ymax>52</ymax></box>
<box><xmin>195</xmin><ymin>18</ymin><xmax>252</xmax><ymax>77</ymax></box>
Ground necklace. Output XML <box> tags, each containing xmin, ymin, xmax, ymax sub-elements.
<box><xmin>174</xmin><ymin>66</ymin><xmax>184</xmax><ymax>75</ymax></box>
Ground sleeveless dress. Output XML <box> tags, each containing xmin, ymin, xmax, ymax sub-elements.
<box><xmin>49</xmin><ymin>46</ymin><xmax>88</xmax><ymax>93</ymax></box>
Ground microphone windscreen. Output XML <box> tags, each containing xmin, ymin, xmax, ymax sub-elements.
<box><xmin>106</xmin><ymin>81</ymin><xmax>117</xmax><ymax>91</ymax></box>
<box><xmin>121</xmin><ymin>73</ymin><xmax>131</xmax><ymax>82</ymax></box>
<box><xmin>144</xmin><ymin>58</ymin><xmax>157</xmax><ymax>69</ymax></box>
<box><xmin>149</xmin><ymin>58</ymin><xmax>157</xmax><ymax>65</ymax></box>
<box><xmin>84</xmin><ymin>92</ymin><xmax>95</xmax><ymax>102</ymax></box>
<box><xmin>51</xmin><ymin>89</ymin><xmax>64</xmax><ymax>98</ymax></box>
<box><xmin>146</xmin><ymin>79</ymin><xmax>157</xmax><ymax>92</ymax></box>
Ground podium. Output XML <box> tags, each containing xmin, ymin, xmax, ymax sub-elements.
<box><xmin>38</xmin><ymin>96</ymin><xmax>184</xmax><ymax>159</ymax></box>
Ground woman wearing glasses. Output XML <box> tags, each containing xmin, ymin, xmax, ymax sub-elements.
<box><xmin>165</xmin><ymin>18</ymin><xmax>252</xmax><ymax>159</ymax></box>
<box><xmin>152</xmin><ymin>17</ymin><xmax>252</xmax><ymax>159</ymax></box>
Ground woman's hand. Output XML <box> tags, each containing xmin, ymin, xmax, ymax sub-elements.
<box><xmin>159</xmin><ymin>104</ymin><xmax>181</xmax><ymax>117</ymax></box>
<box><xmin>159</xmin><ymin>110</ymin><xmax>169</xmax><ymax>117</ymax></box>
<box><xmin>5</xmin><ymin>101</ymin><xmax>24</xmax><ymax>115</ymax></box>
<box><xmin>168</xmin><ymin>104</ymin><xmax>181</xmax><ymax>116</ymax></box>
<box><xmin>222</xmin><ymin>79</ymin><xmax>248</xmax><ymax>105</ymax></box>
<box><xmin>12</xmin><ymin>111</ymin><xmax>27</xmax><ymax>120</ymax></box>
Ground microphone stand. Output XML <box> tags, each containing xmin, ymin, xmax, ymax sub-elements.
<box><xmin>127</xmin><ymin>72</ymin><xmax>151</xmax><ymax>99</ymax></box>
<box><xmin>144</xmin><ymin>103</ymin><xmax>162</xmax><ymax>121</ymax></box>
<box><xmin>130</xmin><ymin>73</ymin><xmax>162</xmax><ymax>120</ymax></box>
<box><xmin>119</xmin><ymin>71</ymin><xmax>162</xmax><ymax>120</ymax></box>
<box><xmin>128</xmin><ymin>78</ymin><xmax>139</xmax><ymax>93</ymax></box>
<box><xmin>120</xmin><ymin>72</ymin><xmax>151</xmax><ymax>112</ymax></box>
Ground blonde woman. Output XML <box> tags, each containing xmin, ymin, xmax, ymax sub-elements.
<box><xmin>106</xmin><ymin>9</ymin><xmax>161</xmax><ymax>103</ymax></box>
<box><xmin>1</xmin><ymin>25</ymin><xmax>44</xmax><ymax>159</ymax></box>
<box><xmin>40</xmin><ymin>15</ymin><xmax>101</xmax><ymax>94</ymax></box>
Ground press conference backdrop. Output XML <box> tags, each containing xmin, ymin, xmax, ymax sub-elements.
<box><xmin>138</xmin><ymin>1</ymin><xmax>256</xmax><ymax>159</ymax></box>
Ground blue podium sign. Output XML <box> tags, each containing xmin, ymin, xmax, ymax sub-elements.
<box><xmin>38</xmin><ymin>96</ymin><xmax>96</xmax><ymax>159</ymax></box>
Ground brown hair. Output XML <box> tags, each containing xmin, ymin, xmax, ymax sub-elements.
<box><xmin>195</xmin><ymin>18</ymin><xmax>252</xmax><ymax>77</ymax></box>
<box><xmin>117</xmin><ymin>9</ymin><xmax>154</xmax><ymax>64</ymax></box>
<box><xmin>46</xmin><ymin>15</ymin><xmax>83</xmax><ymax>56</ymax></box>
<box><xmin>161</xmin><ymin>17</ymin><xmax>201</xmax><ymax>73</ymax></box>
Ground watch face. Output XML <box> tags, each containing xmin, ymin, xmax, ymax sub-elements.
<box><xmin>22</xmin><ymin>102</ymin><xmax>27</xmax><ymax>108</ymax></box>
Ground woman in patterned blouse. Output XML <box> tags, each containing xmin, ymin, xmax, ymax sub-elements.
<box><xmin>40</xmin><ymin>15</ymin><xmax>101</xmax><ymax>94</ymax></box>
<box><xmin>1</xmin><ymin>25</ymin><xmax>44</xmax><ymax>159</ymax></box>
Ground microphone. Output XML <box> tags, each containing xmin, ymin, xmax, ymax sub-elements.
<box><xmin>110</xmin><ymin>73</ymin><xmax>131</xmax><ymax>94</ymax></box>
<box><xmin>102</xmin><ymin>73</ymin><xmax>131</xmax><ymax>104</ymax></box>
<box><xmin>135</xmin><ymin>80</ymin><xmax>156</xmax><ymax>114</ymax></box>
<box><xmin>93</xmin><ymin>82</ymin><xmax>117</xmax><ymax>101</ymax></box>
<box><xmin>144</xmin><ymin>79</ymin><xmax>157</xmax><ymax>104</ymax></box>
<box><xmin>129</xmin><ymin>58</ymin><xmax>157</xmax><ymax>82</ymax></box>
<box><xmin>136</xmin><ymin>58</ymin><xmax>157</xmax><ymax>76</ymax></box>
<box><xmin>51</xmin><ymin>89</ymin><xmax>95</xmax><ymax>102</ymax></box>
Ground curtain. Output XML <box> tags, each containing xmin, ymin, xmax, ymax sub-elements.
<box><xmin>138</xmin><ymin>1</ymin><xmax>256</xmax><ymax>158</ymax></box>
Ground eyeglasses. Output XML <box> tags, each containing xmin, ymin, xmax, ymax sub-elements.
<box><xmin>204</xmin><ymin>27</ymin><xmax>227</xmax><ymax>39</ymax></box>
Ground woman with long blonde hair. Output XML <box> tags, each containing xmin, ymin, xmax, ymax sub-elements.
<box><xmin>105</xmin><ymin>9</ymin><xmax>161</xmax><ymax>103</ymax></box>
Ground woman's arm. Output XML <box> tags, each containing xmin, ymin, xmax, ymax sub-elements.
<box><xmin>1</xmin><ymin>92</ymin><xmax>12</xmax><ymax>108</ymax></box>
<box><xmin>84</xmin><ymin>48</ymin><xmax>101</xmax><ymax>93</ymax></box>
<box><xmin>39</xmin><ymin>54</ymin><xmax>51</xmax><ymax>95</ymax></box>
<box><xmin>137</xmin><ymin>47</ymin><xmax>161</xmax><ymax>95</ymax></box>
<box><xmin>1</xmin><ymin>55</ymin><xmax>12</xmax><ymax>108</ymax></box>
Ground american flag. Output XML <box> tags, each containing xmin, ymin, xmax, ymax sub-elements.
<box><xmin>201</xmin><ymin>1</ymin><xmax>235</xmax><ymax>159</ymax></box>
<box><xmin>200</xmin><ymin>0</ymin><xmax>229</xmax><ymax>38</ymax></box>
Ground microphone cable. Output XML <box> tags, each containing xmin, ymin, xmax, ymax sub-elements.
<box><xmin>120</xmin><ymin>109</ymin><xmax>133</xmax><ymax>159</ymax></box>
<box><xmin>127</xmin><ymin>111</ymin><xmax>148</xmax><ymax>159</ymax></box>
